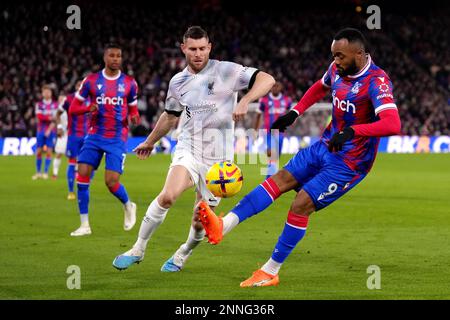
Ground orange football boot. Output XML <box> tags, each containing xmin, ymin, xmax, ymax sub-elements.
<box><xmin>197</xmin><ymin>200</ymin><xmax>223</xmax><ymax>245</ymax></box>
<box><xmin>240</xmin><ymin>269</ymin><xmax>279</xmax><ymax>287</ymax></box>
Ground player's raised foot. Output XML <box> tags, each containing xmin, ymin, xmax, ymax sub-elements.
<box><xmin>161</xmin><ymin>250</ymin><xmax>192</xmax><ymax>272</ymax></box>
<box><xmin>240</xmin><ymin>269</ymin><xmax>279</xmax><ymax>288</ymax></box>
<box><xmin>70</xmin><ymin>225</ymin><xmax>92</xmax><ymax>237</ymax></box>
<box><xmin>67</xmin><ymin>192</ymin><xmax>76</xmax><ymax>200</ymax></box>
<box><xmin>32</xmin><ymin>173</ymin><xmax>42</xmax><ymax>180</ymax></box>
<box><xmin>197</xmin><ymin>200</ymin><xmax>223</xmax><ymax>245</ymax></box>
<box><xmin>112</xmin><ymin>247</ymin><xmax>144</xmax><ymax>270</ymax></box>
<box><xmin>42</xmin><ymin>173</ymin><xmax>49</xmax><ymax>180</ymax></box>
<box><xmin>123</xmin><ymin>201</ymin><xmax>137</xmax><ymax>231</ymax></box>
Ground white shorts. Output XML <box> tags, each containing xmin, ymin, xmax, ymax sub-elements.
<box><xmin>55</xmin><ymin>134</ymin><xmax>68</xmax><ymax>154</ymax></box>
<box><xmin>170</xmin><ymin>149</ymin><xmax>221</xmax><ymax>207</ymax></box>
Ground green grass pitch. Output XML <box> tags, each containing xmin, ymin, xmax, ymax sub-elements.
<box><xmin>0</xmin><ymin>153</ymin><xmax>449</xmax><ymax>299</ymax></box>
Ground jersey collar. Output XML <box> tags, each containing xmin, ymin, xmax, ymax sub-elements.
<box><xmin>102</xmin><ymin>69</ymin><xmax>121</xmax><ymax>80</ymax></box>
<box><xmin>347</xmin><ymin>54</ymin><xmax>372</xmax><ymax>79</ymax></box>
<box><xmin>269</xmin><ymin>93</ymin><xmax>282</xmax><ymax>100</ymax></box>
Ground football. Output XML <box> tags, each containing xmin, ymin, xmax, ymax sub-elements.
<box><xmin>205</xmin><ymin>161</ymin><xmax>243</xmax><ymax>198</ymax></box>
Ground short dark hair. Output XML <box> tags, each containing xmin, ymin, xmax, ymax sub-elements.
<box><xmin>183</xmin><ymin>26</ymin><xmax>209</xmax><ymax>42</ymax></box>
<box><xmin>334</xmin><ymin>28</ymin><xmax>368</xmax><ymax>51</ymax></box>
<box><xmin>104</xmin><ymin>43</ymin><xmax>121</xmax><ymax>52</ymax></box>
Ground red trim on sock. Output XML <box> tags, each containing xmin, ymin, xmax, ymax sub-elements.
<box><xmin>108</xmin><ymin>182</ymin><xmax>121</xmax><ymax>193</ymax></box>
<box><xmin>76</xmin><ymin>174</ymin><xmax>90</xmax><ymax>184</ymax></box>
<box><xmin>262</xmin><ymin>177</ymin><xmax>281</xmax><ymax>200</ymax></box>
<box><xmin>69</xmin><ymin>158</ymin><xmax>77</xmax><ymax>164</ymax></box>
<box><xmin>37</xmin><ymin>155</ymin><xmax>42</xmax><ymax>160</ymax></box>
<box><xmin>287</xmin><ymin>211</ymin><xmax>309</xmax><ymax>228</ymax></box>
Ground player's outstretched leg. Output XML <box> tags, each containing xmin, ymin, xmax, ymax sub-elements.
<box><xmin>71</xmin><ymin>168</ymin><xmax>92</xmax><ymax>236</ymax></box>
<box><xmin>105</xmin><ymin>170</ymin><xmax>136</xmax><ymax>231</ymax></box>
<box><xmin>199</xmin><ymin>171</ymin><xmax>298</xmax><ymax>244</ymax></box>
<box><xmin>161</xmin><ymin>199</ymin><xmax>206</xmax><ymax>272</ymax></box>
<box><xmin>113</xmin><ymin>165</ymin><xmax>194</xmax><ymax>271</ymax></box>
<box><xmin>112</xmin><ymin>197</ymin><xmax>167</xmax><ymax>270</ymax></box>
<box><xmin>66</xmin><ymin>158</ymin><xmax>77</xmax><ymax>200</ymax></box>
<box><xmin>240</xmin><ymin>190</ymin><xmax>314</xmax><ymax>287</ymax></box>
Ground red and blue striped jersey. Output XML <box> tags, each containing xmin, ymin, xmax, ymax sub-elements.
<box><xmin>75</xmin><ymin>69</ymin><xmax>138</xmax><ymax>141</ymax></box>
<box><xmin>259</xmin><ymin>93</ymin><xmax>292</xmax><ymax>130</ymax></box>
<box><xmin>35</xmin><ymin>99</ymin><xmax>58</xmax><ymax>133</ymax></box>
<box><xmin>62</xmin><ymin>93</ymin><xmax>90</xmax><ymax>137</ymax></box>
<box><xmin>321</xmin><ymin>55</ymin><xmax>397</xmax><ymax>174</ymax></box>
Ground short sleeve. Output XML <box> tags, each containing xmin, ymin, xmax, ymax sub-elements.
<box><xmin>321</xmin><ymin>62</ymin><xmax>334</xmax><ymax>87</ymax></box>
<box><xmin>128</xmin><ymin>79</ymin><xmax>138</xmax><ymax>106</ymax></box>
<box><xmin>219</xmin><ymin>61</ymin><xmax>258</xmax><ymax>92</ymax></box>
<box><xmin>165</xmin><ymin>80</ymin><xmax>184</xmax><ymax>115</ymax></box>
<box><xmin>369</xmin><ymin>73</ymin><xmax>397</xmax><ymax>115</ymax></box>
<box><xmin>76</xmin><ymin>76</ymin><xmax>91</xmax><ymax>101</ymax></box>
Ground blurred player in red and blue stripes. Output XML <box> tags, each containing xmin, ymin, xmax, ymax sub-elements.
<box><xmin>254</xmin><ymin>81</ymin><xmax>292</xmax><ymax>178</ymax></box>
<box><xmin>56</xmin><ymin>80</ymin><xmax>91</xmax><ymax>200</ymax></box>
<box><xmin>69</xmin><ymin>43</ymin><xmax>140</xmax><ymax>236</ymax></box>
<box><xmin>32</xmin><ymin>85</ymin><xmax>58</xmax><ymax>180</ymax></box>
<box><xmin>198</xmin><ymin>28</ymin><xmax>402</xmax><ymax>287</ymax></box>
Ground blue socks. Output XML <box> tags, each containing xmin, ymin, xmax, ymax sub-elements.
<box><xmin>36</xmin><ymin>157</ymin><xmax>42</xmax><ymax>173</ymax></box>
<box><xmin>67</xmin><ymin>163</ymin><xmax>76</xmax><ymax>193</ymax></box>
<box><xmin>271</xmin><ymin>212</ymin><xmax>309</xmax><ymax>263</ymax></box>
<box><xmin>44</xmin><ymin>157</ymin><xmax>51</xmax><ymax>174</ymax></box>
<box><xmin>76</xmin><ymin>175</ymin><xmax>90</xmax><ymax>214</ymax></box>
<box><xmin>231</xmin><ymin>178</ymin><xmax>281</xmax><ymax>223</ymax></box>
<box><xmin>109</xmin><ymin>183</ymin><xmax>129</xmax><ymax>204</ymax></box>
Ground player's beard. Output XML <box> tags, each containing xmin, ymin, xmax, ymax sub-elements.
<box><xmin>337</xmin><ymin>59</ymin><xmax>359</xmax><ymax>77</ymax></box>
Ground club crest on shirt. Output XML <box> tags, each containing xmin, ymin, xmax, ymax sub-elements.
<box><xmin>118</xmin><ymin>84</ymin><xmax>125</xmax><ymax>93</ymax></box>
<box><xmin>351</xmin><ymin>82</ymin><xmax>362</xmax><ymax>94</ymax></box>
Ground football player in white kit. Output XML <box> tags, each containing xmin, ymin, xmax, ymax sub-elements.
<box><xmin>113</xmin><ymin>26</ymin><xmax>275</xmax><ymax>271</ymax></box>
<box><xmin>53</xmin><ymin>94</ymin><xmax>68</xmax><ymax>179</ymax></box>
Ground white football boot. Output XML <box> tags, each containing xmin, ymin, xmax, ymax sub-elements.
<box><xmin>123</xmin><ymin>202</ymin><xmax>137</xmax><ymax>231</ymax></box>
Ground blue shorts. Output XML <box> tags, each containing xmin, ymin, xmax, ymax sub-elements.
<box><xmin>66</xmin><ymin>135</ymin><xmax>85</xmax><ymax>159</ymax></box>
<box><xmin>78</xmin><ymin>135</ymin><xmax>127</xmax><ymax>174</ymax></box>
<box><xmin>36</xmin><ymin>132</ymin><xmax>56</xmax><ymax>149</ymax></box>
<box><xmin>284</xmin><ymin>141</ymin><xmax>366</xmax><ymax>211</ymax></box>
<box><xmin>266</xmin><ymin>131</ymin><xmax>284</xmax><ymax>155</ymax></box>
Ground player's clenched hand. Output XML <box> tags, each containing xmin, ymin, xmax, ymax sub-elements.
<box><xmin>232</xmin><ymin>99</ymin><xmax>249</xmax><ymax>122</ymax></box>
<box><xmin>270</xmin><ymin>110</ymin><xmax>298</xmax><ymax>132</ymax></box>
<box><xmin>133</xmin><ymin>141</ymin><xmax>154</xmax><ymax>160</ymax></box>
<box><xmin>328</xmin><ymin>127</ymin><xmax>355</xmax><ymax>152</ymax></box>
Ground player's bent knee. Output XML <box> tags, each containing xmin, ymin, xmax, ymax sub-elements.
<box><xmin>157</xmin><ymin>192</ymin><xmax>178</xmax><ymax>208</ymax></box>
<box><xmin>290</xmin><ymin>190</ymin><xmax>315</xmax><ymax>215</ymax></box>
<box><xmin>270</xmin><ymin>169</ymin><xmax>298</xmax><ymax>193</ymax></box>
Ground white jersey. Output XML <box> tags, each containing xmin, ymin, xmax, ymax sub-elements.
<box><xmin>57</xmin><ymin>103</ymin><xmax>68</xmax><ymax>134</ymax></box>
<box><xmin>165</xmin><ymin>59</ymin><xmax>258</xmax><ymax>166</ymax></box>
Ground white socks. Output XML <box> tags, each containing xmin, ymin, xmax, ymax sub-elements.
<box><xmin>134</xmin><ymin>198</ymin><xmax>168</xmax><ymax>252</ymax></box>
<box><xmin>80</xmin><ymin>214</ymin><xmax>89</xmax><ymax>227</ymax></box>
<box><xmin>178</xmin><ymin>226</ymin><xmax>205</xmax><ymax>256</ymax></box>
<box><xmin>261</xmin><ymin>258</ymin><xmax>282</xmax><ymax>276</ymax></box>
<box><xmin>222</xmin><ymin>212</ymin><xmax>240</xmax><ymax>235</ymax></box>
<box><xmin>53</xmin><ymin>157</ymin><xmax>61</xmax><ymax>176</ymax></box>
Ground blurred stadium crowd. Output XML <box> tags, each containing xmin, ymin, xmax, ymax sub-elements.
<box><xmin>0</xmin><ymin>1</ymin><xmax>448</xmax><ymax>138</ymax></box>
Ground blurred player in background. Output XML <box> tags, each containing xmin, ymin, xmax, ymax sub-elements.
<box><xmin>53</xmin><ymin>95</ymin><xmax>68</xmax><ymax>180</ymax></box>
<box><xmin>32</xmin><ymin>85</ymin><xmax>58</xmax><ymax>180</ymax></box>
<box><xmin>254</xmin><ymin>81</ymin><xmax>292</xmax><ymax>178</ymax></box>
<box><xmin>56</xmin><ymin>80</ymin><xmax>91</xmax><ymax>200</ymax></box>
<box><xmin>198</xmin><ymin>28</ymin><xmax>402</xmax><ymax>287</ymax></box>
<box><xmin>112</xmin><ymin>26</ymin><xmax>275</xmax><ymax>272</ymax></box>
<box><xmin>68</xmin><ymin>43</ymin><xmax>140</xmax><ymax>236</ymax></box>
